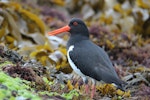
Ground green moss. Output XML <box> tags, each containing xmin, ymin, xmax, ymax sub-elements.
<box><xmin>60</xmin><ymin>84</ymin><xmax>65</xmax><ymax>89</ymax></box>
<box><xmin>0</xmin><ymin>72</ymin><xmax>41</xmax><ymax>100</ymax></box>
<box><xmin>42</xmin><ymin>77</ymin><xmax>54</xmax><ymax>85</ymax></box>
<box><xmin>117</xmin><ymin>96</ymin><xmax>123</xmax><ymax>100</ymax></box>
<box><xmin>43</xmin><ymin>77</ymin><xmax>49</xmax><ymax>84</ymax></box>
<box><xmin>39</xmin><ymin>91</ymin><xmax>59</xmax><ymax>96</ymax></box>
<box><xmin>38</xmin><ymin>88</ymin><xmax>79</xmax><ymax>100</ymax></box>
<box><xmin>0</xmin><ymin>72</ymin><xmax>80</xmax><ymax>100</ymax></box>
<box><xmin>62</xmin><ymin>89</ymin><xmax>79</xmax><ymax>100</ymax></box>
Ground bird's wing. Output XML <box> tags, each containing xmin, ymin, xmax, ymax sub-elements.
<box><xmin>68</xmin><ymin>40</ymin><xmax>120</xmax><ymax>83</ymax></box>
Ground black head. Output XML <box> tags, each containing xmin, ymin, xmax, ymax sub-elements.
<box><xmin>48</xmin><ymin>18</ymin><xmax>89</xmax><ymax>38</ymax></box>
<box><xmin>48</xmin><ymin>18</ymin><xmax>90</xmax><ymax>48</ymax></box>
<box><xmin>68</xmin><ymin>18</ymin><xmax>89</xmax><ymax>37</ymax></box>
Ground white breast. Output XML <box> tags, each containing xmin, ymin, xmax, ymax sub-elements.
<box><xmin>67</xmin><ymin>45</ymin><xmax>86</xmax><ymax>78</ymax></box>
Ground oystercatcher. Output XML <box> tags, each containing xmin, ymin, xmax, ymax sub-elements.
<box><xmin>48</xmin><ymin>18</ymin><xmax>126</xmax><ymax>98</ymax></box>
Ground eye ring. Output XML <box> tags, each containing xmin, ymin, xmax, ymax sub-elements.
<box><xmin>73</xmin><ymin>22</ymin><xmax>78</xmax><ymax>26</ymax></box>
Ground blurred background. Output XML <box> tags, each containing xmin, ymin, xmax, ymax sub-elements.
<box><xmin>0</xmin><ymin>0</ymin><xmax>150</xmax><ymax>99</ymax></box>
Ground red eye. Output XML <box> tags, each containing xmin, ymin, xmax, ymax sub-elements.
<box><xmin>73</xmin><ymin>22</ymin><xmax>78</xmax><ymax>26</ymax></box>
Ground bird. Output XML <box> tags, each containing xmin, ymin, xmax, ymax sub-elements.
<box><xmin>48</xmin><ymin>18</ymin><xmax>126</xmax><ymax>98</ymax></box>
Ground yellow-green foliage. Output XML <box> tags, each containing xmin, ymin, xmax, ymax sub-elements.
<box><xmin>0</xmin><ymin>72</ymin><xmax>41</xmax><ymax>100</ymax></box>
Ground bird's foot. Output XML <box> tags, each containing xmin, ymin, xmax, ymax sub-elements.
<box><xmin>85</xmin><ymin>84</ymin><xmax>89</xmax><ymax>94</ymax></box>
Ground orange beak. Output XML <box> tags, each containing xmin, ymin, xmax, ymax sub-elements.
<box><xmin>48</xmin><ymin>25</ymin><xmax>71</xmax><ymax>36</ymax></box>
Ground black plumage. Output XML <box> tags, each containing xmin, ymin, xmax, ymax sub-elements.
<box><xmin>67</xmin><ymin>18</ymin><xmax>125</xmax><ymax>90</ymax></box>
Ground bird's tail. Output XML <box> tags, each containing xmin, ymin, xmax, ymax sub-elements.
<box><xmin>115</xmin><ymin>80</ymin><xmax>127</xmax><ymax>91</ymax></box>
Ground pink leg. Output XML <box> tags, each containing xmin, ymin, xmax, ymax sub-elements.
<box><xmin>85</xmin><ymin>84</ymin><xmax>89</xmax><ymax>94</ymax></box>
<box><xmin>91</xmin><ymin>84</ymin><xmax>96</xmax><ymax>99</ymax></box>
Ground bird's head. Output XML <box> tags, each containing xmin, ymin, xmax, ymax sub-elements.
<box><xmin>48</xmin><ymin>18</ymin><xmax>89</xmax><ymax>37</ymax></box>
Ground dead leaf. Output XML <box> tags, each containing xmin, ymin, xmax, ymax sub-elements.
<box><xmin>0</xmin><ymin>9</ymin><xmax>22</xmax><ymax>41</ymax></box>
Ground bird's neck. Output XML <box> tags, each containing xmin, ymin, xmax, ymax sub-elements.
<box><xmin>67</xmin><ymin>34</ymin><xmax>89</xmax><ymax>49</ymax></box>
